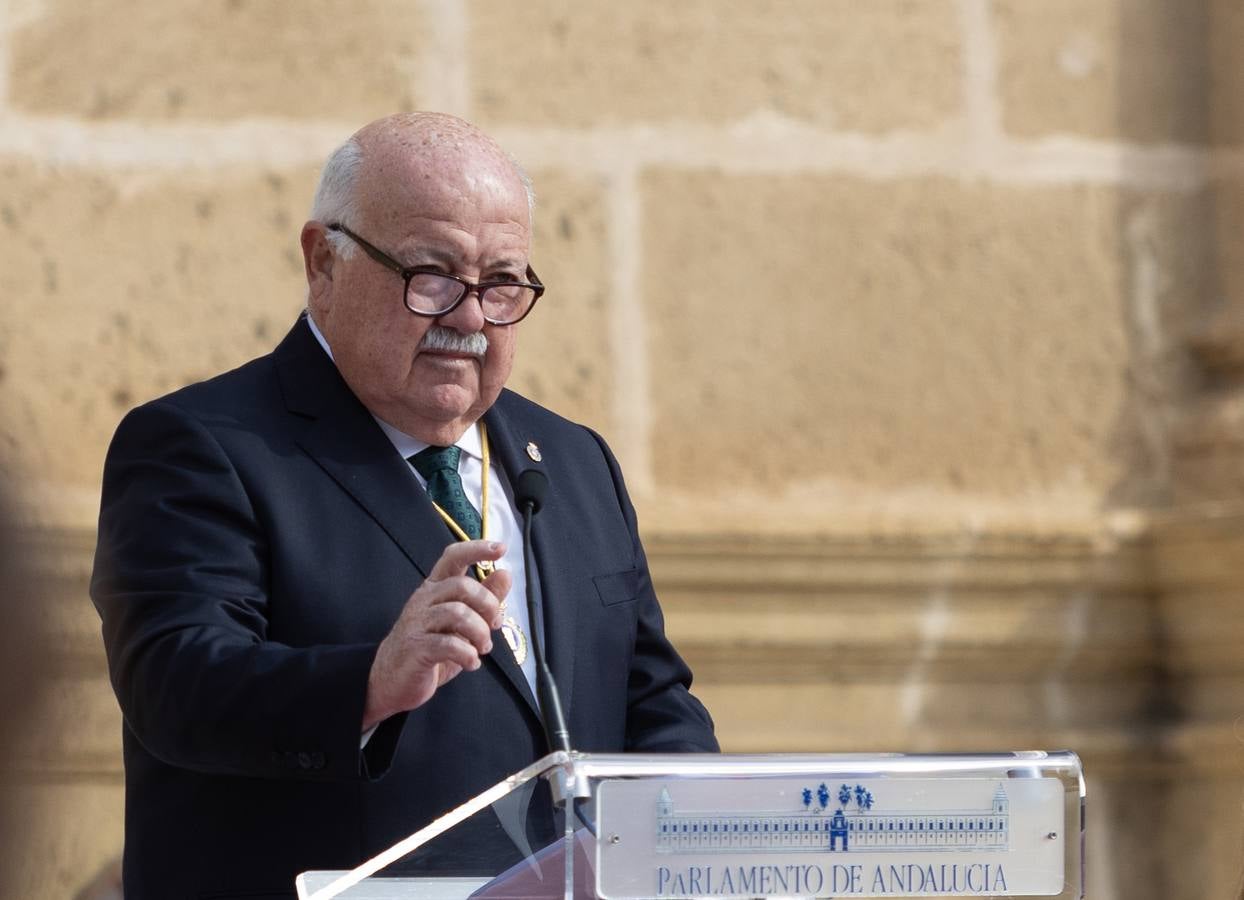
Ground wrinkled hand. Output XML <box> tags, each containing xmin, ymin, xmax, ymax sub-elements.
<box><xmin>363</xmin><ymin>540</ymin><xmax>511</xmax><ymax>731</ymax></box>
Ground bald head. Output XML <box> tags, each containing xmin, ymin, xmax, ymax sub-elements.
<box><xmin>300</xmin><ymin>113</ymin><xmax>536</xmax><ymax>445</ymax></box>
<box><xmin>310</xmin><ymin>113</ymin><xmax>533</xmax><ymax>246</ymax></box>
<box><xmin>353</xmin><ymin>112</ymin><xmax>514</xmax><ymax>169</ymax></box>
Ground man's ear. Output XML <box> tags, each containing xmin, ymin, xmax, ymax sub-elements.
<box><xmin>301</xmin><ymin>222</ymin><xmax>335</xmax><ymax>307</ymax></box>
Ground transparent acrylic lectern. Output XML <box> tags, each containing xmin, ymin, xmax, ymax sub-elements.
<box><xmin>297</xmin><ymin>751</ymin><xmax>1084</xmax><ymax>900</ymax></box>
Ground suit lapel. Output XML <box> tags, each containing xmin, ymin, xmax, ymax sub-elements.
<box><xmin>485</xmin><ymin>398</ymin><xmax>579</xmax><ymax>725</ymax></box>
<box><xmin>275</xmin><ymin>319</ymin><xmax>449</xmax><ymax>579</ymax></box>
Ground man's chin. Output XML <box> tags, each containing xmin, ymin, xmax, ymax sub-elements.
<box><xmin>403</xmin><ymin>383</ymin><xmax>491</xmax><ymax>429</ymax></box>
<box><xmin>416</xmin><ymin>388</ymin><xmax>478</xmax><ymax>420</ymax></box>
<box><xmin>382</xmin><ymin>371</ymin><xmax>505</xmax><ymax>439</ymax></box>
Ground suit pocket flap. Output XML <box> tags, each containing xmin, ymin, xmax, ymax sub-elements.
<box><xmin>594</xmin><ymin>569</ymin><xmax>639</xmax><ymax>606</ymax></box>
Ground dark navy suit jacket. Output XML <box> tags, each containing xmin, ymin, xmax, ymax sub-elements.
<box><xmin>91</xmin><ymin>318</ymin><xmax>717</xmax><ymax>899</ymax></box>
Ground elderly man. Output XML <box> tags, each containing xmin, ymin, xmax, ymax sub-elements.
<box><xmin>92</xmin><ymin>113</ymin><xmax>717</xmax><ymax>899</ymax></box>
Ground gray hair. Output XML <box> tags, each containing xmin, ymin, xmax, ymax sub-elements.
<box><xmin>513</xmin><ymin>160</ymin><xmax>536</xmax><ymax>227</ymax></box>
<box><xmin>309</xmin><ymin>138</ymin><xmax>365</xmax><ymax>258</ymax></box>
<box><xmin>307</xmin><ymin>135</ymin><xmax>536</xmax><ymax>260</ymax></box>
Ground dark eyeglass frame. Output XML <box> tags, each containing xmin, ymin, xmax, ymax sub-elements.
<box><xmin>326</xmin><ymin>222</ymin><xmax>545</xmax><ymax>326</ymax></box>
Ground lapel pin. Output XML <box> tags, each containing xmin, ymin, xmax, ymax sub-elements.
<box><xmin>525</xmin><ymin>441</ymin><xmax>542</xmax><ymax>462</ymax></box>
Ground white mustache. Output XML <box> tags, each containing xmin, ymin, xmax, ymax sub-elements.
<box><xmin>418</xmin><ymin>326</ymin><xmax>488</xmax><ymax>357</ymax></box>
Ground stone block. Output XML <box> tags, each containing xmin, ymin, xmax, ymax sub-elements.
<box><xmin>14</xmin><ymin>670</ymin><xmax>121</xmax><ymax>775</ymax></box>
<box><xmin>10</xmin><ymin>0</ymin><xmax>425</xmax><ymax>119</ymax></box>
<box><xmin>471</xmin><ymin>0</ymin><xmax>961</xmax><ymax>132</ymax></box>
<box><xmin>700</xmin><ymin>678</ymin><xmax>1157</xmax><ymax>752</ymax></box>
<box><xmin>1092</xmin><ymin>773</ymin><xmax>1244</xmax><ymax>900</ymax></box>
<box><xmin>993</xmin><ymin>0</ymin><xmax>1210</xmax><ymax>143</ymax></box>
<box><xmin>640</xmin><ymin>170</ymin><xmax>1204</xmax><ymax>518</ymax></box>
<box><xmin>1170</xmin><ymin>393</ymin><xmax>1244</xmax><ymax>504</ymax></box>
<box><xmin>1212</xmin><ymin>176</ymin><xmax>1244</xmax><ymax>314</ymax></box>
<box><xmin>1209</xmin><ymin>0</ymin><xmax>1244</xmax><ymax>147</ymax></box>
<box><xmin>0</xmin><ymin>160</ymin><xmax>319</xmax><ymax>498</ymax></box>
<box><xmin>507</xmin><ymin>170</ymin><xmax>615</xmax><ymax>436</ymax></box>
<box><xmin>5</xmin><ymin>781</ymin><xmax>124</xmax><ymax>898</ymax></box>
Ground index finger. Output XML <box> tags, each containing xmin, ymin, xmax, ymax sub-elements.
<box><xmin>428</xmin><ymin>540</ymin><xmax>507</xmax><ymax>581</ymax></box>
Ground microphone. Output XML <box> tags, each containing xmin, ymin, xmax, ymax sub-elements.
<box><xmin>514</xmin><ymin>469</ymin><xmax>548</xmax><ymax>516</ymax></box>
<box><xmin>513</xmin><ymin>469</ymin><xmax>571</xmax><ymax>754</ymax></box>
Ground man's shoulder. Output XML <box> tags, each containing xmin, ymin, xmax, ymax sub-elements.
<box><xmin>129</xmin><ymin>318</ymin><xmax>313</xmax><ymax>423</ymax></box>
<box><xmin>140</xmin><ymin>351</ymin><xmax>280</xmax><ymax>421</ymax></box>
<box><xmin>492</xmin><ymin>389</ymin><xmax>604</xmax><ymax>446</ymax></box>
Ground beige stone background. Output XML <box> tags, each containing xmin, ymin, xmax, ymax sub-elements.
<box><xmin>0</xmin><ymin>0</ymin><xmax>1241</xmax><ymax>897</ymax></box>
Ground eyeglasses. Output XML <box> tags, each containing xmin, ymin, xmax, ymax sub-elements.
<box><xmin>326</xmin><ymin>223</ymin><xmax>545</xmax><ymax>326</ymax></box>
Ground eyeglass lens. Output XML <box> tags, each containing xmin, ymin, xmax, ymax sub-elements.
<box><xmin>407</xmin><ymin>272</ymin><xmax>536</xmax><ymax>323</ymax></box>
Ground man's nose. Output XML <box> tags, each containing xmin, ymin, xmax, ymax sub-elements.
<box><xmin>438</xmin><ymin>288</ymin><xmax>487</xmax><ymax>333</ymax></box>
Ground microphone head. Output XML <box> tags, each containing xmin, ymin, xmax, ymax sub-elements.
<box><xmin>514</xmin><ymin>469</ymin><xmax>549</xmax><ymax>515</ymax></box>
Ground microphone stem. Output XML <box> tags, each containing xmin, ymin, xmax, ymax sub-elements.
<box><xmin>522</xmin><ymin>502</ymin><xmax>572</xmax><ymax>754</ymax></box>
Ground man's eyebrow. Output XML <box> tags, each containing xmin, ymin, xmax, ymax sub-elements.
<box><xmin>482</xmin><ymin>257</ymin><xmax>528</xmax><ymax>275</ymax></box>
<box><xmin>399</xmin><ymin>245</ymin><xmax>525</xmax><ymax>274</ymax></box>
<box><xmin>401</xmin><ymin>246</ymin><xmax>456</xmax><ymax>268</ymax></box>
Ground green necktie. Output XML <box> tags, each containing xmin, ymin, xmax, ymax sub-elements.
<box><xmin>408</xmin><ymin>445</ymin><xmax>482</xmax><ymax>540</ymax></box>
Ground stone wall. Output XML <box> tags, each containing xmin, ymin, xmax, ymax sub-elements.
<box><xmin>0</xmin><ymin>1</ymin><xmax>1240</xmax><ymax>897</ymax></box>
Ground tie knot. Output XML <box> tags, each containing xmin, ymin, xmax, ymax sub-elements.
<box><xmin>408</xmin><ymin>445</ymin><xmax>462</xmax><ymax>480</ymax></box>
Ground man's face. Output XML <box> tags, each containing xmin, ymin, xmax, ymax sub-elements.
<box><xmin>306</xmin><ymin>152</ymin><xmax>531</xmax><ymax>445</ymax></box>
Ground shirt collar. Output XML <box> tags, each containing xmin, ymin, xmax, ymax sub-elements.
<box><xmin>305</xmin><ymin>309</ymin><xmax>334</xmax><ymax>361</ymax></box>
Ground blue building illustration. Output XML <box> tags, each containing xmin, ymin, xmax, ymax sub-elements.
<box><xmin>654</xmin><ymin>784</ymin><xmax>1009</xmax><ymax>855</ymax></box>
<box><xmin>828</xmin><ymin>809</ymin><xmax>849</xmax><ymax>851</ymax></box>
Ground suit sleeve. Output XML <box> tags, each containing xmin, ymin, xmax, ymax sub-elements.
<box><xmin>587</xmin><ymin>430</ymin><xmax>719</xmax><ymax>753</ymax></box>
<box><xmin>91</xmin><ymin>399</ymin><xmax>403</xmax><ymax>781</ymax></box>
